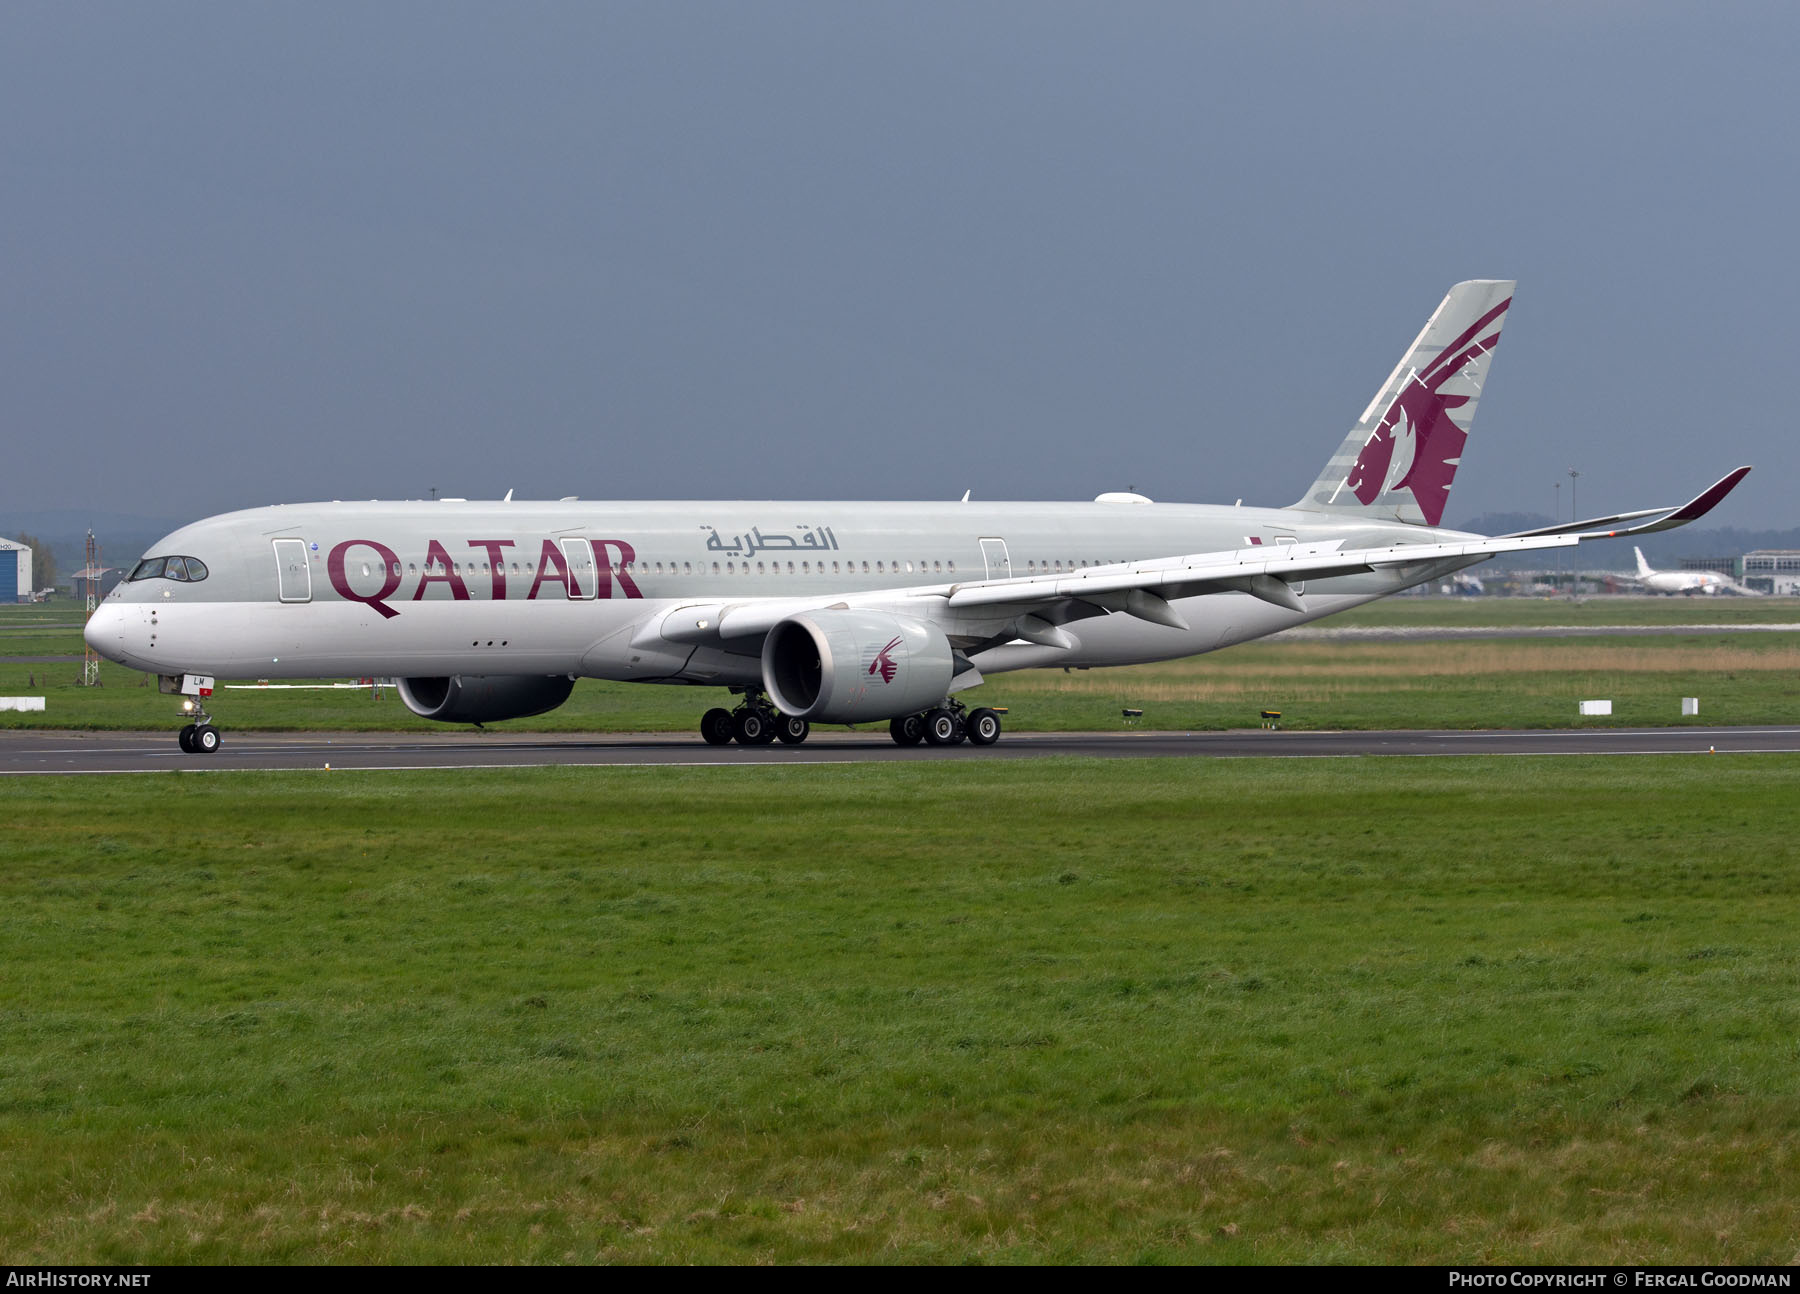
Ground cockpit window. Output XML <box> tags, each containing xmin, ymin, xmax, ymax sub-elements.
<box><xmin>129</xmin><ymin>556</ymin><xmax>208</xmax><ymax>583</ymax></box>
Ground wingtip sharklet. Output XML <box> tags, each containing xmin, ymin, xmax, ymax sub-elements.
<box><xmin>1591</xmin><ymin>465</ymin><xmax>1754</xmax><ymax>539</ymax></box>
<box><xmin>1668</xmin><ymin>465</ymin><xmax>1752</xmax><ymax>523</ymax></box>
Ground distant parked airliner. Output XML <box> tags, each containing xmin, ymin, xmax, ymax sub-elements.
<box><xmin>1632</xmin><ymin>547</ymin><xmax>1754</xmax><ymax>596</ymax></box>
<box><xmin>84</xmin><ymin>281</ymin><xmax>1750</xmax><ymax>754</ymax></box>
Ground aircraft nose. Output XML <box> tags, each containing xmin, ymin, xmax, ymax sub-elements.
<box><xmin>83</xmin><ymin>603</ymin><xmax>127</xmax><ymax>663</ymax></box>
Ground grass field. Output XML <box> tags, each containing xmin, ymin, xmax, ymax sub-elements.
<box><xmin>4</xmin><ymin>756</ymin><xmax>1799</xmax><ymax>1263</ymax></box>
<box><xmin>1298</xmin><ymin>595</ymin><xmax>1800</xmax><ymax>629</ymax></box>
<box><xmin>3</xmin><ymin>599</ymin><xmax>1798</xmax><ymax>736</ymax></box>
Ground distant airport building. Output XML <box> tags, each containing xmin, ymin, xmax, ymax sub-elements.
<box><xmin>66</xmin><ymin>564</ymin><xmax>122</xmax><ymax>602</ymax></box>
<box><xmin>1743</xmin><ymin>550</ymin><xmax>1800</xmax><ymax>596</ymax></box>
<box><xmin>1679</xmin><ymin>555</ymin><xmax>1740</xmax><ymax>578</ymax></box>
<box><xmin>0</xmin><ymin>537</ymin><xmax>30</xmax><ymax>603</ymax></box>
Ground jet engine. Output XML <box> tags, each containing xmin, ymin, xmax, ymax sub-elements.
<box><xmin>396</xmin><ymin>674</ymin><xmax>576</xmax><ymax>724</ymax></box>
<box><xmin>762</xmin><ymin>610</ymin><xmax>955</xmax><ymax>723</ymax></box>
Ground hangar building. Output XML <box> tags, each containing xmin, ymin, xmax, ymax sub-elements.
<box><xmin>1743</xmin><ymin>550</ymin><xmax>1800</xmax><ymax>596</ymax></box>
<box><xmin>0</xmin><ymin>538</ymin><xmax>31</xmax><ymax>603</ymax></box>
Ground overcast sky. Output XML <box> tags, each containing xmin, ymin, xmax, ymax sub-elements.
<box><xmin>5</xmin><ymin>2</ymin><xmax>1795</xmax><ymax>528</ymax></box>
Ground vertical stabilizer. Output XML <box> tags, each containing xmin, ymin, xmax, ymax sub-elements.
<box><xmin>1635</xmin><ymin>547</ymin><xmax>1655</xmax><ymax>578</ymax></box>
<box><xmin>1293</xmin><ymin>280</ymin><xmax>1515</xmax><ymax>527</ymax></box>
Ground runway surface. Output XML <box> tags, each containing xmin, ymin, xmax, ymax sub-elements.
<box><xmin>4</xmin><ymin>724</ymin><xmax>1798</xmax><ymax>774</ymax></box>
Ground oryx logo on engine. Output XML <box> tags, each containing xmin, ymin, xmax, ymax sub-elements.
<box><xmin>868</xmin><ymin>635</ymin><xmax>902</xmax><ymax>684</ymax></box>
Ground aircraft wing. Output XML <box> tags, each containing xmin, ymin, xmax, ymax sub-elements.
<box><xmin>933</xmin><ymin>531</ymin><xmax>1578</xmax><ymax>624</ymax></box>
<box><xmin>649</xmin><ymin>466</ymin><xmax>1752</xmax><ymax>645</ymax></box>
<box><xmin>669</xmin><ymin>530</ymin><xmax>1575</xmax><ymax>644</ymax></box>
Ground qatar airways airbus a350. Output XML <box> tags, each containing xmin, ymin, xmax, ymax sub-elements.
<box><xmin>85</xmin><ymin>280</ymin><xmax>1749</xmax><ymax>754</ymax></box>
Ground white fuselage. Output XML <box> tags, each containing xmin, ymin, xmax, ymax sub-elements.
<box><xmin>1641</xmin><ymin>569</ymin><xmax>1736</xmax><ymax>595</ymax></box>
<box><xmin>84</xmin><ymin>497</ymin><xmax>1473</xmax><ymax>687</ymax></box>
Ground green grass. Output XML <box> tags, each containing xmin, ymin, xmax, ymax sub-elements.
<box><xmin>1321</xmin><ymin>595</ymin><xmax>1800</xmax><ymax>628</ymax></box>
<box><xmin>0</xmin><ymin>607</ymin><xmax>87</xmax><ymax>658</ymax></box>
<box><xmin>3</xmin><ymin>757</ymin><xmax>1799</xmax><ymax>1263</ymax></box>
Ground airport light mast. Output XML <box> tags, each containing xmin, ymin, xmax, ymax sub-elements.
<box><xmin>1568</xmin><ymin>468</ymin><xmax>1581</xmax><ymax>598</ymax></box>
<box><xmin>1554</xmin><ymin>481</ymin><xmax>1561</xmax><ymax>594</ymax></box>
<box><xmin>81</xmin><ymin>530</ymin><xmax>101</xmax><ymax>687</ymax></box>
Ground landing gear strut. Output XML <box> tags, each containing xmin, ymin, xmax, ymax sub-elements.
<box><xmin>698</xmin><ymin>690</ymin><xmax>808</xmax><ymax>746</ymax></box>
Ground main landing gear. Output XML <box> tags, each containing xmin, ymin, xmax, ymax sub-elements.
<box><xmin>888</xmin><ymin>699</ymin><xmax>1003</xmax><ymax>748</ymax></box>
<box><xmin>699</xmin><ymin>690</ymin><xmax>810</xmax><ymax>747</ymax></box>
<box><xmin>695</xmin><ymin>692</ymin><xmax>1005</xmax><ymax>750</ymax></box>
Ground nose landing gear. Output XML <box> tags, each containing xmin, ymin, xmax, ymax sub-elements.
<box><xmin>175</xmin><ymin>702</ymin><xmax>221</xmax><ymax>755</ymax></box>
<box><xmin>161</xmin><ymin>675</ymin><xmax>223</xmax><ymax>755</ymax></box>
<box><xmin>178</xmin><ymin>719</ymin><xmax>221</xmax><ymax>754</ymax></box>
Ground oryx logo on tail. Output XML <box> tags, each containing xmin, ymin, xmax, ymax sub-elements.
<box><xmin>1295</xmin><ymin>280</ymin><xmax>1515</xmax><ymax>529</ymax></box>
<box><xmin>868</xmin><ymin>636</ymin><xmax>902</xmax><ymax>684</ymax></box>
<box><xmin>1345</xmin><ymin>295</ymin><xmax>1509</xmax><ymax>526</ymax></box>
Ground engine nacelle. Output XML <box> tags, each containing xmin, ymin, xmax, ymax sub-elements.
<box><xmin>762</xmin><ymin>610</ymin><xmax>955</xmax><ymax>723</ymax></box>
<box><xmin>396</xmin><ymin>674</ymin><xmax>576</xmax><ymax>724</ymax></box>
